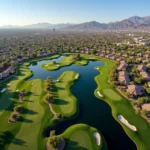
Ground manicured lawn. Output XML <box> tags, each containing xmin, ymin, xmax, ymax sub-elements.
<box><xmin>92</xmin><ymin>56</ymin><xmax>150</xmax><ymax>150</ymax></box>
<box><xmin>102</xmin><ymin>89</ymin><xmax>121</xmax><ymax>101</ymax></box>
<box><xmin>1</xmin><ymin>54</ymin><xmax>150</xmax><ymax>150</ymax></box>
<box><xmin>60</xmin><ymin>124</ymin><xmax>107</xmax><ymax>150</ymax></box>
<box><xmin>7</xmin><ymin>79</ymin><xmax>45</xmax><ymax>150</ymax></box>
<box><xmin>52</xmin><ymin>71</ymin><xmax>79</xmax><ymax>117</ymax></box>
<box><xmin>41</xmin><ymin>55</ymin><xmax>89</xmax><ymax>71</ymax></box>
<box><xmin>0</xmin><ymin>65</ymin><xmax>32</xmax><ymax>117</ymax></box>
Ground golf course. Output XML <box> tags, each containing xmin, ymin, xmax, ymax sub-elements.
<box><xmin>0</xmin><ymin>54</ymin><xmax>150</xmax><ymax>150</ymax></box>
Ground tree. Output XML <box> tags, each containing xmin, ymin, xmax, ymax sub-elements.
<box><xmin>141</xmin><ymin>109</ymin><xmax>148</xmax><ymax>117</ymax></box>
<box><xmin>56</xmin><ymin>113</ymin><xmax>63</xmax><ymax>119</ymax></box>
<box><xmin>48</xmin><ymin>135</ymin><xmax>61</xmax><ymax>149</ymax></box>
<box><xmin>45</xmin><ymin>94</ymin><xmax>54</xmax><ymax>103</ymax></box>
<box><xmin>14</xmin><ymin>105</ymin><xmax>23</xmax><ymax>113</ymax></box>
<box><xmin>91</xmin><ymin>49</ymin><xmax>96</xmax><ymax>55</ymax></box>
<box><xmin>138</xmin><ymin>97</ymin><xmax>148</xmax><ymax>105</ymax></box>
<box><xmin>146</xmin><ymin>88</ymin><xmax>150</xmax><ymax>94</ymax></box>
<box><xmin>10</xmin><ymin>113</ymin><xmax>18</xmax><ymax>120</ymax></box>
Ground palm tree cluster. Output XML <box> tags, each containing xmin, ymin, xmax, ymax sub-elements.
<box><xmin>44</xmin><ymin>76</ymin><xmax>55</xmax><ymax>104</ymax></box>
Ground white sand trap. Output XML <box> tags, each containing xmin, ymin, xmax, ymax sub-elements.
<box><xmin>16</xmin><ymin>89</ymin><xmax>19</xmax><ymax>92</ymax></box>
<box><xmin>96</xmin><ymin>67</ymin><xmax>99</xmax><ymax>70</ymax></box>
<box><xmin>7</xmin><ymin>83</ymin><xmax>11</xmax><ymax>86</ymax></box>
<box><xmin>45</xmin><ymin>64</ymin><xmax>48</xmax><ymax>66</ymax></box>
<box><xmin>118</xmin><ymin>115</ymin><xmax>137</xmax><ymax>131</ymax></box>
<box><xmin>53</xmin><ymin>79</ymin><xmax>59</xmax><ymax>82</ymax></box>
<box><xmin>94</xmin><ymin>132</ymin><xmax>101</xmax><ymax>145</ymax></box>
<box><xmin>1</xmin><ymin>88</ymin><xmax>6</xmax><ymax>93</ymax></box>
<box><xmin>75</xmin><ymin>74</ymin><xmax>79</xmax><ymax>79</ymax></box>
<box><xmin>56</xmin><ymin>64</ymin><xmax>60</xmax><ymax>67</ymax></box>
<box><xmin>97</xmin><ymin>91</ymin><xmax>102</xmax><ymax>97</ymax></box>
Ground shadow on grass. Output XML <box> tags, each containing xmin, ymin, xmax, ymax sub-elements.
<box><xmin>22</xmin><ymin>108</ymin><xmax>38</xmax><ymax>115</ymax></box>
<box><xmin>65</xmin><ymin>139</ymin><xmax>88</xmax><ymax>150</ymax></box>
<box><xmin>54</xmin><ymin>99</ymin><xmax>69</xmax><ymax>105</ymax></box>
<box><xmin>18</xmin><ymin>116</ymin><xmax>33</xmax><ymax>123</ymax></box>
<box><xmin>0</xmin><ymin>131</ymin><xmax>26</xmax><ymax>150</ymax></box>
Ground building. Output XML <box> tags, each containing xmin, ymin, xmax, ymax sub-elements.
<box><xmin>127</xmin><ymin>85</ymin><xmax>145</xmax><ymax>97</ymax></box>
<box><xmin>118</xmin><ymin>71</ymin><xmax>130</xmax><ymax>85</ymax></box>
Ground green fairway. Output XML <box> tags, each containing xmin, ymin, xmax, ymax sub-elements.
<box><xmin>60</xmin><ymin>124</ymin><xmax>107</xmax><ymax>150</ymax></box>
<box><xmin>41</xmin><ymin>55</ymin><xmax>89</xmax><ymax>71</ymax></box>
<box><xmin>0</xmin><ymin>65</ymin><xmax>32</xmax><ymax>117</ymax></box>
<box><xmin>1</xmin><ymin>54</ymin><xmax>150</xmax><ymax>150</ymax></box>
<box><xmin>52</xmin><ymin>71</ymin><xmax>79</xmax><ymax>117</ymax></box>
<box><xmin>102</xmin><ymin>89</ymin><xmax>121</xmax><ymax>101</ymax></box>
<box><xmin>7</xmin><ymin>79</ymin><xmax>45</xmax><ymax>150</ymax></box>
<box><xmin>93</xmin><ymin>56</ymin><xmax>150</xmax><ymax>150</ymax></box>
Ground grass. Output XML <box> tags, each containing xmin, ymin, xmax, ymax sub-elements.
<box><xmin>60</xmin><ymin>124</ymin><xmax>107</xmax><ymax>150</ymax></box>
<box><xmin>102</xmin><ymin>89</ymin><xmax>122</xmax><ymax>101</ymax></box>
<box><xmin>92</xmin><ymin>56</ymin><xmax>150</xmax><ymax>150</ymax></box>
<box><xmin>1</xmin><ymin>54</ymin><xmax>150</xmax><ymax>150</ymax></box>
<box><xmin>7</xmin><ymin>79</ymin><xmax>45</xmax><ymax>150</ymax></box>
<box><xmin>52</xmin><ymin>71</ymin><xmax>79</xmax><ymax>117</ymax></box>
<box><xmin>41</xmin><ymin>55</ymin><xmax>89</xmax><ymax>71</ymax></box>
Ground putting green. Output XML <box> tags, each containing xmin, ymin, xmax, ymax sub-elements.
<box><xmin>103</xmin><ymin>89</ymin><xmax>121</xmax><ymax>101</ymax></box>
<box><xmin>41</xmin><ymin>55</ymin><xmax>89</xmax><ymax>71</ymax></box>
<box><xmin>60</xmin><ymin>124</ymin><xmax>107</xmax><ymax>150</ymax></box>
<box><xmin>52</xmin><ymin>71</ymin><xmax>79</xmax><ymax>117</ymax></box>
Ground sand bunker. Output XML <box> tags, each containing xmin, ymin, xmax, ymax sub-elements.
<box><xmin>94</xmin><ymin>132</ymin><xmax>101</xmax><ymax>145</ymax></box>
<box><xmin>7</xmin><ymin>83</ymin><xmax>11</xmax><ymax>86</ymax></box>
<box><xmin>75</xmin><ymin>74</ymin><xmax>79</xmax><ymax>79</ymax></box>
<box><xmin>56</xmin><ymin>64</ymin><xmax>60</xmax><ymax>67</ymax></box>
<box><xmin>1</xmin><ymin>88</ymin><xmax>6</xmax><ymax>93</ymax></box>
<box><xmin>118</xmin><ymin>115</ymin><xmax>137</xmax><ymax>131</ymax></box>
<box><xmin>53</xmin><ymin>79</ymin><xmax>59</xmax><ymax>82</ymax></box>
<box><xmin>16</xmin><ymin>89</ymin><xmax>19</xmax><ymax>92</ymax></box>
<box><xmin>97</xmin><ymin>91</ymin><xmax>102</xmax><ymax>97</ymax></box>
<box><xmin>45</xmin><ymin>64</ymin><xmax>48</xmax><ymax>66</ymax></box>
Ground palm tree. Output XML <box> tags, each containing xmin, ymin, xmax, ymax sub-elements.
<box><xmin>14</xmin><ymin>105</ymin><xmax>23</xmax><ymax>113</ymax></box>
<box><xmin>47</xmin><ymin>135</ymin><xmax>61</xmax><ymax>149</ymax></box>
<box><xmin>45</xmin><ymin>94</ymin><xmax>54</xmax><ymax>103</ymax></box>
<box><xmin>10</xmin><ymin>113</ymin><xmax>19</xmax><ymax>121</ymax></box>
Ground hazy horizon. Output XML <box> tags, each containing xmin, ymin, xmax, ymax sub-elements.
<box><xmin>0</xmin><ymin>0</ymin><xmax>149</xmax><ymax>26</ymax></box>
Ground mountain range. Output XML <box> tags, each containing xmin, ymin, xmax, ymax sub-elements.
<box><xmin>1</xmin><ymin>16</ymin><xmax>150</xmax><ymax>31</ymax></box>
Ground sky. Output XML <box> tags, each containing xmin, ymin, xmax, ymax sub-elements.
<box><xmin>0</xmin><ymin>0</ymin><xmax>150</xmax><ymax>26</ymax></box>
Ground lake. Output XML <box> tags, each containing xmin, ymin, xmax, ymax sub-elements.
<box><xmin>28</xmin><ymin>55</ymin><xmax>136</xmax><ymax>150</ymax></box>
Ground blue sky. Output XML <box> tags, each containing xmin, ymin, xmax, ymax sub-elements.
<box><xmin>0</xmin><ymin>0</ymin><xmax>149</xmax><ymax>26</ymax></box>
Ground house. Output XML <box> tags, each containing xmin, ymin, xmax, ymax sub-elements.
<box><xmin>137</xmin><ymin>65</ymin><xmax>147</xmax><ymax>72</ymax></box>
<box><xmin>140</xmin><ymin>71</ymin><xmax>150</xmax><ymax>81</ymax></box>
<box><xmin>110</xmin><ymin>56</ymin><xmax>116</xmax><ymax>60</ymax></box>
<box><xmin>148</xmin><ymin>82</ymin><xmax>150</xmax><ymax>87</ymax></box>
<box><xmin>117</xmin><ymin>63</ymin><xmax>128</xmax><ymax>71</ymax></box>
<box><xmin>127</xmin><ymin>85</ymin><xmax>145</xmax><ymax>96</ymax></box>
<box><xmin>8</xmin><ymin>66</ymin><xmax>15</xmax><ymax>74</ymax></box>
<box><xmin>105</xmin><ymin>55</ymin><xmax>110</xmax><ymax>59</ymax></box>
<box><xmin>136</xmin><ymin>58</ymin><xmax>142</xmax><ymax>62</ymax></box>
<box><xmin>118</xmin><ymin>71</ymin><xmax>130</xmax><ymax>85</ymax></box>
<box><xmin>0</xmin><ymin>71</ymin><xmax>9</xmax><ymax>79</ymax></box>
<box><xmin>145</xmin><ymin>58</ymin><xmax>150</xmax><ymax>63</ymax></box>
<box><xmin>142</xmin><ymin>104</ymin><xmax>150</xmax><ymax>114</ymax></box>
<box><xmin>116</xmin><ymin>58</ymin><xmax>121</xmax><ymax>62</ymax></box>
<box><xmin>100</xmin><ymin>54</ymin><xmax>104</xmax><ymax>57</ymax></box>
<box><xmin>144</xmin><ymin>54</ymin><xmax>150</xmax><ymax>59</ymax></box>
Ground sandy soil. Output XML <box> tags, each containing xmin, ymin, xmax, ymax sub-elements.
<box><xmin>94</xmin><ymin>132</ymin><xmax>101</xmax><ymax>145</ymax></box>
<box><xmin>118</xmin><ymin>115</ymin><xmax>137</xmax><ymax>131</ymax></box>
<box><xmin>1</xmin><ymin>88</ymin><xmax>6</xmax><ymax>93</ymax></box>
<box><xmin>75</xmin><ymin>74</ymin><xmax>79</xmax><ymax>79</ymax></box>
<box><xmin>97</xmin><ymin>91</ymin><xmax>102</xmax><ymax>97</ymax></box>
